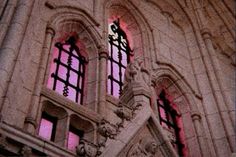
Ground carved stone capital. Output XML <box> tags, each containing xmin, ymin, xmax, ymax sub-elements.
<box><xmin>201</xmin><ymin>28</ymin><xmax>212</xmax><ymax>40</ymax></box>
<box><xmin>46</xmin><ymin>25</ymin><xmax>55</xmax><ymax>36</ymax></box>
<box><xmin>98</xmin><ymin>45</ymin><xmax>109</xmax><ymax>60</ymax></box>
<box><xmin>24</xmin><ymin>116</ymin><xmax>37</xmax><ymax>128</ymax></box>
<box><xmin>98</xmin><ymin>119</ymin><xmax>118</xmax><ymax>139</ymax></box>
<box><xmin>191</xmin><ymin>112</ymin><xmax>201</xmax><ymax>121</ymax></box>
<box><xmin>76</xmin><ymin>139</ymin><xmax>101</xmax><ymax>157</ymax></box>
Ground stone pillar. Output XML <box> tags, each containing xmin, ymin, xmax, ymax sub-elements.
<box><xmin>201</xmin><ymin>29</ymin><xmax>235</xmax><ymax>151</ymax></box>
<box><xmin>0</xmin><ymin>0</ymin><xmax>35</xmax><ymax>112</ymax></box>
<box><xmin>191</xmin><ymin>112</ymin><xmax>211</xmax><ymax>157</ymax></box>
<box><xmin>0</xmin><ymin>0</ymin><xmax>18</xmax><ymax>46</ymax></box>
<box><xmin>24</xmin><ymin>26</ymin><xmax>55</xmax><ymax>134</ymax></box>
<box><xmin>98</xmin><ymin>46</ymin><xmax>108</xmax><ymax>116</ymax></box>
<box><xmin>191</xmin><ymin>0</ymin><xmax>235</xmax><ymax>154</ymax></box>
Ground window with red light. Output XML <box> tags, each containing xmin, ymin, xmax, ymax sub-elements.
<box><xmin>67</xmin><ymin>125</ymin><xmax>84</xmax><ymax>151</ymax></box>
<box><xmin>157</xmin><ymin>90</ymin><xmax>185</xmax><ymax>156</ymax></box>
<box><xmin>107</xmin><ymin>19</ymin><xmax>132</xmax><ymax>97</ymax></box>
<box><xmin>47</xmin><ymin>36</ymin><xmax>87</xmax><ymax>104</ymax></box>
<box><xmin>38</xmin><ymin>112</ymin><xmax>57</xmax><ymax>141</ymax></box>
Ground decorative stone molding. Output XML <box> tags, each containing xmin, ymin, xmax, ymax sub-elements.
<box><xmin>98</xmin><ymin>119</ymin><xmax>118</xmax><ymax>139</ymax></box>
<box><xmin>127</xmin><ymin>137</ymin><xmax>159</xmax><ymax>157</ymax></box>
<box><xmin>76</xmin><ymin>139</ymin><xmax>101</xmax><ymax>157</ymax></box>
<box><xmin>19</xmin><ymin>146</ymin><xmax>32</xmax><ymax>157</ymax></box>
<box><xmin>124</xmin><ymin>57</ymin><xmax>151</xmax><ymax>89</ymax></box>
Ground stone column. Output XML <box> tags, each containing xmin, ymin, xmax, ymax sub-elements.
<box><xmin>98</xmin><ymin>46</ymin><xmax>108</xmax><ymax>116</ymax></box>
<box><xmin>201</xmin><ymin>29</ymin><xmax>235</xmax><ymax>151</ymax></box>
<box><xmin>24</xmin><ymin>26</ymin><xmax>55</xmax><ymax>134</ymax></box>
<box><xmin>0</xmin><ymin>0</ymin><xmax>18</xmax><ymax>46</ymax></box>
<box><xmin>191</xmin><ymin>0</ymin><xmax>235</xmax><ymax>154</ymax></box>
<box><xmin>191</xmin><ymin>112</ymin><xmax>211</xmax><ymax>157</ymax></box>
<box><xmin>0</xmin><ymin>0</ymin><xmax>35</xmax><ymax>112</ymax></box>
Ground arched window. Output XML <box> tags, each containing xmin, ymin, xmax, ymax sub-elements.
<box><xmin>107</xmin><ymin>19</ymin><xmax>132</xmax><ymax>97</ymax></box>
<box><xmin>157</xmin><ymin>90</ymin><xmax>185</xmax><ymax>156</ymax></box>
<box><xmin>47</xmin><ymin>36</ymin><xmax>87</xmax><ymax>104</ymax></box>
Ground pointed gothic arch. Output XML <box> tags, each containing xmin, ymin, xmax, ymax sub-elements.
<box><xmin>151</xmin><ymin>64</ymin><xmax>206</xmax><ymax>157</ymax></box>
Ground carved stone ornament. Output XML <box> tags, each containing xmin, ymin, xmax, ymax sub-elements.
<box><xmin>114</xmin><ymin>102</ymin><xmax>142</xmax><ymax>127</ymax></box>
<box><xmin>127</xmin><ymin>137</ymin><xmax>159</xmax><ymax>157</ymax></box>
<box><xmin>163</xmin><ymin>127</ymin><xmax>176</xmax><ymax>143</ymax></box>
<box><xmin>98</xmin><ymin>119</ymin><xmax>118</xmax><ymax>139</ymax></box>
<box><xmin>124</xmin><ymin>57</ymin><xmax>151</xmax><ymax>88</ymax></box>
<box><xmin>76</xmin><ymin>139</ymin><xmax>101</xmax><ymax>157</ymax></box>
<box><xmin>20</xmin><ymin>146</ymin><xmax>32</xmax><ymax>157</ymax></box>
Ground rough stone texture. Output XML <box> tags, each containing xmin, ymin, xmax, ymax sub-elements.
<box><xmin>0</xmin><ymin>0</ymin><xmax>235</xmax><ymax>156</ymax></box>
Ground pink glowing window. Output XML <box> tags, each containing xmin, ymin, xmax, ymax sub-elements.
<box><xmin>38</xmin><ymin>112</ymin><xmax>57</xmax><ymax>141</ymax></box>
<box><xmin>47</xmin><ymin>36</ymin><xmax>87</xmax><ymax>104</ymax></box>
<box><xmin>67</xmin><ymin>126</ymin><xmax>84</xmax><ymax>151</ymax></box>
<box><xmin>157</xmin><ymin>90</ymin><xmax>185</xmax><ymax>156</ymax></box>
<box><xmin>107</xmin><ymin>19</ymin><xmax>132</xmax><ymax>97</ymax></box>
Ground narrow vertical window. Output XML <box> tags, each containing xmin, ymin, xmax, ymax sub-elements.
<box><xmin>47</xmin><ymin>36</ymin><xmax>87</xmax><ymax>104</ymax></box>
<box><xmin>108</xmin><ymin>19</ymin><xmax>132</xmax><ymax>97</ymax></box>
<box><xmin>38</xmin><ymin>112</ymin><xmax>57</xmax><ymax>141</ymax></box>
<box><xmin>67</xmin><ymin>125</ymin><xmax>84</xmax><ymax>151</ymax></box>
<box><xmin>157</xmin><ymin>90</ymin><xmax>185</xmax><ymax>156</ymax></box>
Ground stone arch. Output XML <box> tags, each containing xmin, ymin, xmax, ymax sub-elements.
<box><xmin>49</xmin><ymin>9</ymin><xmax>102</xmax><ymax>58</ymax></box>
<box><xmin>103</xmin><ymin>0</ymin><xmax>154</xmax><ymax>68</ymax></box>
<box><xmin>151</xmin><ymin>65</ymin><xmax>203</xmax><ymax>157</ymax></box>
<box><xmin>69</xmin><ymin>114</ymin><xmax>95</xmax><ymax>142</ymax></box>
<box><xmin>44</xmin><ymin>8</ymin><xmax>103</xmax><ymax>107</ymax></box>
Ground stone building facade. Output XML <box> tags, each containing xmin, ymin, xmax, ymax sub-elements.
<box><xmin>0</xmin><ymin>0</ymin><xmax>235</xmax><ymax>156</ymax></box>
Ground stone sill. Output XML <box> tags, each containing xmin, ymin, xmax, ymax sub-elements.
<box><xmin>0</xmin><ymin>122</ymin><xmax>75</xmax><ymax>157</ymax></box>
<box><xmin>41</xmin><ymin>87</ymin><xmax>102</xmax><ymax>123</ymax></box>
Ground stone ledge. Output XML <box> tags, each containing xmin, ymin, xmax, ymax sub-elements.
<box><xmin>0</xmin><ymin>123</ymin><xmax>75</xmax><ymax>157</ymax></box>
<box><xmin>41</xmin><ymin>87</ymin><xmax>102</xmax><ymax>123</ymax></box>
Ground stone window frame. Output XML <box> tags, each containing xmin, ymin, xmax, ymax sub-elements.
<box><xmin>156</xmin><ymin>89</ymin><xmax>185</xmax><ymax>156</ymax></box>
<box><xmin>104</xmin><ymin>3</ymin><xmax>152</xmax><ymax>100</ymax></box>
<box><xmin>151</xmin><ymin>68</ymin><xmax>208</xmax><ymax>157</ymax></box>
<box><xmin>48</xmin><ymin>35</ymin><xmax>88</xmax><ymax>104</ymax></box>
<box><xmin>30</xmin><ymin>9</ymin><xmax>103</xmax><ymax>154</ymax></box>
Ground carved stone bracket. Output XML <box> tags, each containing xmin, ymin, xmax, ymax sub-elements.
<box><xmin>114</xmin><ymin>102</ymin><xmax>142</xmax><ymax>127</ymax></box>
<box><xmin>19</xmin><ymin>145</ymin><xmax>32</xmax><ymax>157</ymax></box>
<box><xmin>98</xmin><ymin>119</ymin><xmax>119</xmax><ymax>140</ymax></box>
<box><xmin>76</xmin><ymin>139</ymin><xmax>101</xmax><ymax>157</ymax></box>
